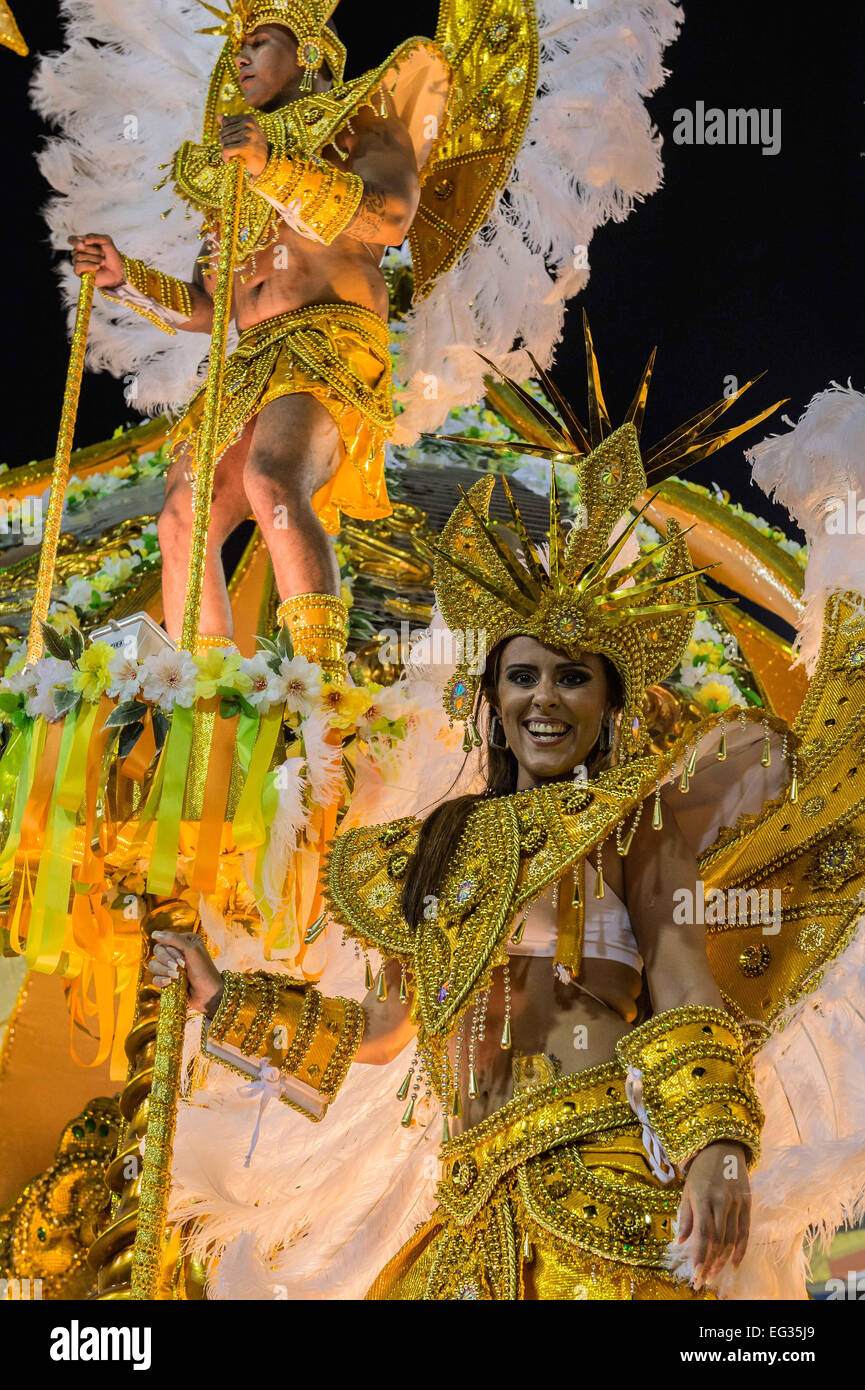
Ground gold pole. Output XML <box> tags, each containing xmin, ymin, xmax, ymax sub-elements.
<box><xmin>26</xmin><ymin>270</ymin><xmax>95</xmax><ymax>664</ymax></box>
<box><xmin>129</xmin><ymin>156</ymin><xmax>246</xmax><ymax>1300</ymax></box>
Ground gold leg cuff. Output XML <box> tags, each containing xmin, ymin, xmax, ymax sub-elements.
<box><xmin>277</xmin><ymin>592</ymin><xmax>349</xmax><ymax>682</ymax></box>
<box><xmin>194</xmin><ymin>633</ymin><xmax>237</xmax><ymax>656</ymax></box>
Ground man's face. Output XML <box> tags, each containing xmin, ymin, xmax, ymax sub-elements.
<box><xmin>234</xmin><ymin>23</ymin><xmax>329</xmax><ymax>108</ymax></box>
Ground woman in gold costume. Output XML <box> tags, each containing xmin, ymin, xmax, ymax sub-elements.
<box><xmin>148</xmin><ymin>341</ymin><xmax>779</xmax><ymax>1300</ymax></box>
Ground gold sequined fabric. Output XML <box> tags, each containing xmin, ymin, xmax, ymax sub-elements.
<box><xmin>166</xmin><ymin>302</ymin><xmax>394</xmax><ymax>534</ymax></box>
<box><xmin>366</xmin><ymin>1068</ymin><xmax>715</xmax><ymax>1301</ymax></box>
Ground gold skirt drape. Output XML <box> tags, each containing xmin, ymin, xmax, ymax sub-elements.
<box><xmin>367</xmin><ymin>1060</ymin><xmax>717</xmax><ymax>1301</ymax></box>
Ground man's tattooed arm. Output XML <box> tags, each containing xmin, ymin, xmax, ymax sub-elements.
<box><xmin>340</xmin><ymin>108</ymin><xmax>420</xmax><ymax>248</ymax></box>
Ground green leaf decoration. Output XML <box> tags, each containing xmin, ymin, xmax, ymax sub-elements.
<box><xmin>118</xmin><ymin>720</ymin><xmax>145</xmax><ymax>760</ymax></box>
<box><xmin>40</xmin><ymin>622</ymin><xmax>71</xmax><ymax>662</ymax></box>
<box><xmin>104</xmin><ymin>699</ymin><xmax>149</xmax><ymax>728</ymax></box>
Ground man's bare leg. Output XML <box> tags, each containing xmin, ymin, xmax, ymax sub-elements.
<box><xmin>157</xmin><ymin>427</ymin><xmax>256</xmax><ymax>644</ymax></box>
<box><xmin>242</xmin><ymin>394</ymin><xmax>342</xmax><ymax>600</ymax></box>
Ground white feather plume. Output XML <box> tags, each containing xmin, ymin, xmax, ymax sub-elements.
<box><xmin>747</xmin><ymin>384</ymin><xmax>865</xmax><ymax>672</ymax></box>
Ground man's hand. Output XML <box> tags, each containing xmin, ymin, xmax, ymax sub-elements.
<box><xmin>68</xmin><ymin>233</ymin><xmax>125</xmax><ymax>288</ymax></box>
<box><xmin>676</xmin><ymin>1140</ymin><xmax>751</xmax><ymax>1289</ymax></box>
<box><xmin>217</xmin><ymin>112</ymin><xmax>269</xmax><ymax>177</ymax></box>
<box><xmin>147</xmin><ymin>930</ymin><xmax>224</xmax><ymax>1017</ymax></box>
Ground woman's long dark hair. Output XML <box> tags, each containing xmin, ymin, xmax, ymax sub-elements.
<box><xmin>401</xmin><ymin>643</ymin><xmax>624</xmax><ymax>928</ymax></box>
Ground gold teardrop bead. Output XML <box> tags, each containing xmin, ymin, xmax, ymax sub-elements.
<box><xmin>396</xmin><ymin>1070</ymin><xmax>412</xmax><ymax>1101</ymax></box>
<box><xmin>619</xmin><ymin>823</ymin><xmax>637</xmax><ymax>856</ymax></box>
<box><xmin>716</xmin><ymin>728</ymin><xmax>727</xmax><ymax>761</ymax></box>
<box><xmin>790</xmin><ymin>770</ymin><xmax>799</xmax><ymax>803</ymax></box>
<box><xmin>761</xmin><ymin>737</ymin><xmax>772</xmax><ymax>768</ymax></box>
<box><xmin>679</xmin><ymin>763</ymin><xmax>690</xmax><ymax>793</ymax></box>
<box><xmin>451</xmin><ymin>1088</ymin><xmax>462</xmax><ymax>1118</ymax></box>
<box><xmin>594</xmin><ymin>864</ymin><xmax>605</xmax><ymax>899</ymax></box>
<box><xmin>522</xmin><ymin>1231</ymin><xmax>533</xmax><ymax>1261</ymax></box>
<box><xmin>400</xmin><ymin>1096</ymin><xmax>415</xmax><ymax>1127</ymax></box>
<box><xmin>399</xmin><ymin>972</ymin><xmax>408</xmax><ymax>1003</ymax></box>
<box><xmin>512</xmin><ymin>915</ymin><xmax>526</xmax><ymax>945</ymax></box>
<box><xmin>441</xmin><ymin>1115</ymin><xmax>451</xmax><ymax>1144</ymax></box>
<box><xmin>687</xmin><ymin>743</ymin><xmax>699</xmax><ymax>775</ymax></box>
<box><xmin>500</xmin><ymin>1016</ymin><xmax>512</xmax><ymax>1050</ymax></box>
<box><xmin>652</xmin><ymin>795</ymin><xmax>663</xmax><ymax>830</ymax></box>
<box><xmin>468</xmin><ymin>1065</ymin><xmax>479</xmax><ymax>1100</ymax></box>
<box><xmin>376</xmin><ymin>967</ymin><xmax>388</xmax><ymax>1002</ymax></box>
<box><xmin>364</xmin><ymin>960</ymin><xmax>374</xmax><ymax>991</ymax></box>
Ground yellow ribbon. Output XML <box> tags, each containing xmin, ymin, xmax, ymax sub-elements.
<box><xmin>26</xmin><ymin>702</ymin><xmax>99</xmax><ymax>971</ymax></box>
<box><xmin>147</xmin><ymin>702</ymin><xmax>196</xmax><ymax>894</ymax></box>
<box><xmin>231</xmin><ymin>705</ymin><xmax>283</xmax><ymax>851</ymax></box>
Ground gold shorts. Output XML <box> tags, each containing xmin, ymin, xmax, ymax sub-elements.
<box><xmin>367</xmin><ymin>1060</ymin><xmax>717</xmax><ymax>1301</ymax></box>
<box><xmin>166</xmin><ymin>302</ymin><xmax>394</xmax><ymax>535</ymax></box>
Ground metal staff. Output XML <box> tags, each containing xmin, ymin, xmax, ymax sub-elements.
<box><xmin>130</xmin><ymin>155</ymin><xmax>246</xmax><ymax>1299</ymax></box>
<box><xmin>26</xmin><ymin>270</ymin><xmax>95</xmax><ymax>664</ymax></box>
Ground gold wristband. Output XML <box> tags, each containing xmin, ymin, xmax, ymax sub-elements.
<box><xmin>100</xmin><ymin>255</ymin><xmax>193</xmax><ymax>335</ymax></box>
<box><xmin>615</xmin><ymin>1004</ymin><xmax>764</xmax><ymax>1169</ymax></box>
<box><xmin>251</xmin><ymin>148</ymin><xmax>364</xmax><ymax>244</ymax></box>
<box><xmin>277</xmin><ymin>592</ymin><xmax>349</xmax><ymax>682</ymax></box>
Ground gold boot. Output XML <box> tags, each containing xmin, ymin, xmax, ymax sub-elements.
<box><xmin>276</xmin><ymin>592</ymin><xmax>349</xmax><ymax>683</ymax></box>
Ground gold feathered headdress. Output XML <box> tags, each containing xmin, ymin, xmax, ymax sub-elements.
<box><xmin>428</xmin><ymin>315</ymin><xmax>784</xmax><ymax>761</ymax></box>
<box><xmin>195</xmin><ymin>0</ymin><xmax>346</xmax><ymax>87</ymax></box>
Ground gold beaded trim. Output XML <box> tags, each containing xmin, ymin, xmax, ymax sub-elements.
<box><xmin>195</xmin><ymin>633</ymin><xmax>236</xmax><ymax>654</ymax></box>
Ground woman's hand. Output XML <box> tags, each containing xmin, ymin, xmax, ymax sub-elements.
<box><xmin>147</xmin><ymin>930</ymin><xmax>224</xmax><ymax>1017</ymax></box>
<box><xmin>677</xmin><ymin>1140</ymin><xmax>751</xmax><ymax>1289</ymax></box>
<box><xmin>68</xmin><ymin>233</ymin><xmax>125</xmax><ymax>287</ymax></box>
<box><xmin>216</xmin><ymin>112</ymin><xmax>269</xmax><ymax>177</ymax></box>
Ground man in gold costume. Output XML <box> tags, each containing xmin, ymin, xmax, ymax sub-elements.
<box><xmin>146</xmin><ymin>342</ymin><xmax>786</xmax><ymax>1299</ymax></box>
<box><xmin>68</xmin><ymin>0</ymin><xmax>457</xmax><ymax>667</ymax></box>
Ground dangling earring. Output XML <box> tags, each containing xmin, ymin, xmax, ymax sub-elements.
<box><xmin>488</xmin><ymin>713</ymin><xmax>508</xmax><ymax>749</ymax></box>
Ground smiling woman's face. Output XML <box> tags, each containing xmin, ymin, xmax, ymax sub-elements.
<box><xmin>492</xmin><ymin>635</ymin><xmax>612</xmax><ymax>790</ymax></box>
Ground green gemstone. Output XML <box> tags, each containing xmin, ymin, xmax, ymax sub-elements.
<box><xmin>85</xmin><ymin>1117</ymin><xmax>95</xmax><ymax>1133</ymax></box>
<box><xmin>72</xmin><ymin>1125</ymin><xmax>84</xmax><ymax>1140</ymax></box>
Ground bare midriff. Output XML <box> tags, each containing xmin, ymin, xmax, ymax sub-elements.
<box><xmin>203</xmin><ymin>220</ymin><xmax>389</xmax><ymax>330</ymax></box>
<box><xmin>447</xmin><ymin>876</ymin><xmax>643</xmax><ymax>1132</ymax></box>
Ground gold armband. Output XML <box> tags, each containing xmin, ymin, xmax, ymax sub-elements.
<box><xmin>277</xmin><ymin>592</ymin><xmax>349</xmax><ymax>682</ymax></box>
<box><xmin>99</xmin><ymin>255</ymin><xmax>193</xmax><ymax>335</ymax></box>
<box><xmin>615</xmin><ymin>1005</ymin><xmax>763</xmax><ymax>1170</ymax></box>
<box><xmin>250</xmin><ymin>147</ymin><xmax>363</xmax><ymax>244</ymax></box>
<box><xmin>203</xmin><ymin>969</ymin><xmax>364</xmax><ymax>1121</ymax></box>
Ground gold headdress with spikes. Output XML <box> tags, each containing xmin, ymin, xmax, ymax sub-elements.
<box><xmin>429</xmin><ymin>315</ymin><xmax>785</xmax><ymax>760</ymax></box>
<box><xmin>196</xmin><ymin>0</ymin><xmax>345</xmax><ymax>88</ymax></box>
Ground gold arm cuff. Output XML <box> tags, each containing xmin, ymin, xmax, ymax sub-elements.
<box><xmin>250</xmin><ymin>148</ymin><xmax>364</xmax><ymax>244</ymax></box>
<box><xmin>204</xmin><ymin>970</ymin><xmax>365</xmax><ymax>1115</ymax></box>
<box><xmin>277</xmin><ymin>591</ymin><xmax>349</xmax><ymax>682</ymax></box>
<box><xmin>615</xmin><ymin>1005</ymin><xmax>764</xmax><ymax>1170</ymax></box>
<box><xmin>99</xmin><ymin>255</ymin><xmax>193</xmax><ymax>334</ymax></box>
